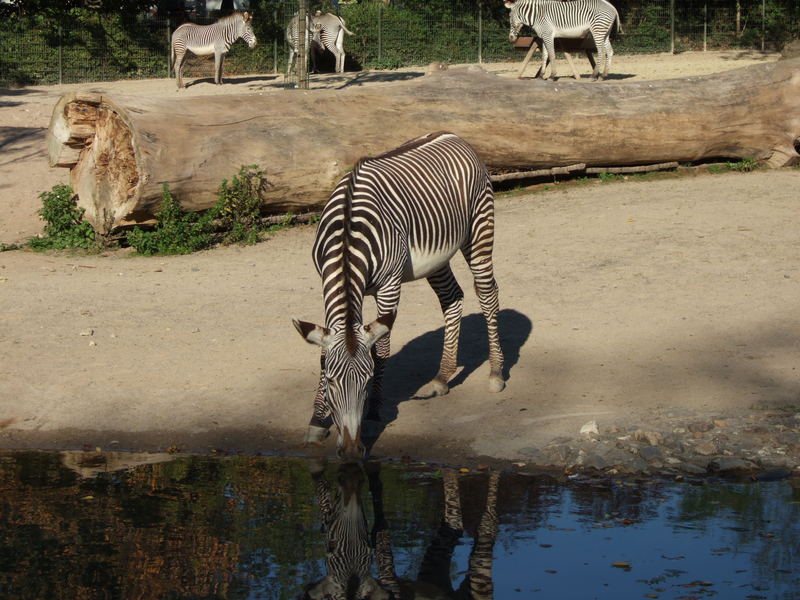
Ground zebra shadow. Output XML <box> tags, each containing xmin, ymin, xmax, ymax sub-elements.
<box><xmin>375</xmin><ymin>308</ymin><xmax>532</xmax><ymax>428</ymax></box>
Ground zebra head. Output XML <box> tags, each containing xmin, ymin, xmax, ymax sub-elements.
<box><xmin>238</xmin><ymin>11</ymin><xmax>257</xmax><ymax>49</ymax></box>
<box><xmin>504</xmin><ymin>0</ymin><xmax>528</xmax><ymax>43</ymax></box>
<box><xmin>294</xmin><ymin>314</ymin><xmax>395</xmax><ymax>460</ymax></box>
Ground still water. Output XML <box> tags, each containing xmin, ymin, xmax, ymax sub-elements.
<box><xmin>1</xmin><ymin>451</ymin><xmax>798</xmax><ymax>599</ymax></box>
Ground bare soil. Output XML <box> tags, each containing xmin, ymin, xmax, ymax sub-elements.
<box><xmin>1</xmin><ymin>51</ymin><xmax>799</xmax><ymax>475</ymax></box>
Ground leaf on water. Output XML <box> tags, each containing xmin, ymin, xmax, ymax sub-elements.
<box><xmin>612</xmin><ymin>561</ymin><xmax>631</xmax><ymax>569</ymax></box>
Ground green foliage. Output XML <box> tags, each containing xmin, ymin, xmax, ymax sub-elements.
<box><xmin>29</xmin><ymin>185</ymin><xmax>98</xmax><ymax>251</ymax></box>
<box><xmin>597</xmin><ymin>171</ymin><xmax>624</xmax><ymax>183</ymax></box>
<box><xmin>126</xmin><ymin>185</ymin><xmax>215</xmax><ymax>255</ymax></box>
<box><xmin>214</xmin><ymin>164</ymin><xmax>268</xmax><ymax>246</ymax></box>
<box><xmin>707</xmin><ymin>158</ymin><xmax>760</xmax><ymax>174</ymax></box>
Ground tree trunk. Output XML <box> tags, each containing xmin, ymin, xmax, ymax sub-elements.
<box><xmin>47</xmin><ymin>58</ymin><xmax>800</xmax><ymax>234</ymax></box>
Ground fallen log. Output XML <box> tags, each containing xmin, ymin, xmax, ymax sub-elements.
<box><xmin>47</xmin><ymin>58</ymin><xmax>800</xmax><ymax>233</ymax></box>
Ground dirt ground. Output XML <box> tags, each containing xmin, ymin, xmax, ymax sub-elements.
<box><xmin>1</xmin><ymin>51</ymin><xmax>799</xmax><ymax>474</ymax></box>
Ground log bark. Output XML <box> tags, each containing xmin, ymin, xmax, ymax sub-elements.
<box><xmin>47</xmin><ymin>58</ymin><xmax>800</xmax><ymax>233</ymax></box>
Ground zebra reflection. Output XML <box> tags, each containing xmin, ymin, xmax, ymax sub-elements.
<box><xmin>305</xmin><ymin>461</ymin><xmax>500</xmax><ymax>599</ymax></box>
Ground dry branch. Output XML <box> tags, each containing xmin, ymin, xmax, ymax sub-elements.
<box><xmin>46</xmin><ymin>58</ymin><xmax>800</xmax><ymax>233</ymax></box>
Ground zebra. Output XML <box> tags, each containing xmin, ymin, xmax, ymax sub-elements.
<box><xmin>170</xmin><ymin>11</ymin><xmax>257</xmax><ymax>89</ymax></box>
<box><xmin>306</xmin><ymin>461</ymin><xmax>500</xmax><ymax>599</ymax></box>
<box><xmin>285</xmin><ymin>11</ymin><xmax>316</xmax><ymax>75</ymax></box>
<box><xmin>305</xmin><ymin>461</ymin><xmax>391</xmax><ymax>599</ymax></box>
<box><xmin>293</xmin><ymin>131</ymin><xmax>505</xmax><ymax>461</ymax></box>
<box><xmin>505</xmin><ymin>0</ymin><xmax>621</xmax><ymax>80</ymax></box>
<box><xmin>309</xmin><ymin>12</ymin><xmax>354</xmax><ymax>74</ymax></box>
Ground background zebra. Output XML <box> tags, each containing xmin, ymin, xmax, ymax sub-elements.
<box><xmin>293</xmin><ymin>131</ymin><xmax>505</xmax><ymax>460</ymax></box>
<box><xmin>310</xmin><ymin>12</ymin><xmax>354</xmax><ymax>74</ymax></box>
<box><xmin>505</xmin><ymin>0</ymin><xmax>621</xmax><ymax>80</ymax></box>
<box><xmin>285</xmin><ymin>11</ymin><xmax>315</xmax><ymax>75</ymax></box>
<box><xmin>170</xmin><ymin>11</ymin><xmax>256</xmax><ymax>89</ymax></box>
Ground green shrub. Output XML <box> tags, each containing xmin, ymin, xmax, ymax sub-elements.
<box><xmin>126</xmin><ymin>185</ymin><xmax>215</xmax><ymax>255</ymax></box>
<box><xmin>214</xmin><ymin>164</ymin><xmax>268</xmax><ymax>246</ymax></box>
<box><xmin>29</xmin><ymin>184</ymin><xmax>98</xmax><ymax>251</ymax></box>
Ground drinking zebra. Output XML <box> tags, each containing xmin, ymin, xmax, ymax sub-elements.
<box><xmin>170</xmin><ymin>11</ymin><xmax>257</xmax><ymax>89</ymax></box>
<box><xmin>293</xmin><ymin>131</ymin><xmax>505</xmax><ymax>460</ymax></box>
<box><xmin>505</xmin><ymin>0</ymin><xmax>621</xmax><ymax>80</ymax></box>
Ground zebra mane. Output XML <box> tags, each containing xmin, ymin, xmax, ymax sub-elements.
<box><xmin>341</xmin><ymin>158</ymin><xmax>367</xmax><ymax>356</ymax></box>
<box><xmin>218</xmin><ymin>11</ymin><xmax>249</xmax><ymax>24</ymax></box>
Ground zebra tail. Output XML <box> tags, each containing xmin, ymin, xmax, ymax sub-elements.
<box><xmin>338</xmin><ymin>16</ymin><xmax>354</xmax><ymax>36</ymax></box>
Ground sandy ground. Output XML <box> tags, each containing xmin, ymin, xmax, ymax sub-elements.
<box><xmin>1</xmin><ymin>51</ymin><xmax>798</xmax><ymax>470</ymax></box>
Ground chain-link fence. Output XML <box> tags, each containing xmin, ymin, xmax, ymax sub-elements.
<box><xmin>1</xmin><ymin>0</ymin><xmax>798</xmax><ymax>87</ymax></box>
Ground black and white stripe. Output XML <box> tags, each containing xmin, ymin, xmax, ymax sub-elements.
<box><xmin>294</xmin><ymin>131</ymin><xmax>505</xmax><ymax>460</ymax></box>
<box><xmin>309</xmin><ymin>12</ymin><xmax>353</xmax><ymax>74</ymax></box>
<box><xmin>170</xmin><ymin>11</ymin><xmax>257</xmax><ymax>89</ymax></box>
<box><xmin>505</xmin><ymin>0</ymin><xmax>621</xmax><ymax>80</ymax></box>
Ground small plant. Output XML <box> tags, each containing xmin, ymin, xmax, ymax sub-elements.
<box><xmin>597</xmin><ymin>171</ymin><xmax>623</xmax><ymax>183</ymax></box>
<box><xmin>214</xmin><ymin>164</ymin><xmax>268</xmax><ymax>245</ymax></box>
<box><xmin>727</xmin><ymin>157</ymin><xmax>760</xmax><ymax>172</ymax></box>
<box><xmin>126</xmin><ymin>185</ymin><xmax>214</xmax><ymax>255</ymax></box>
<box><xmin>29</xmin><ymin>184</ymin><xmax>98</xmax><ymax>251</ymax></box>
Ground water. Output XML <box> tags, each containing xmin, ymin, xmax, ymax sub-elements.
<box><xmin>1</xmin><ymin>450</ymin><xmax>798</xmax><ymax>599</ymax></box>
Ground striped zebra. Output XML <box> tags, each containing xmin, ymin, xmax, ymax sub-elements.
<box><xmin>505</xmin><ymin>0</ymin><xmax>621</xmax><ymax>80</ymax></box>
<box><xmin>307</xmin><ymin>461</ymin><xmax>500</xmax><ymax>599</ymax></box>
<box><xmin>306</xmin><ymin>461</ymin><xmax>390</xmax><ymax>599</ymax></box>
<box><xmin>309</xmin><ymin>12</ymin><xmax>354</xmax><ymax>74</ymax></box>
<box><xmin>170</xmin><ymin>11</ymin><xmax>257</xmax><ymax>89</ymax></box>
<box><xmin>293</xmin><ymin>131</ymin><xmax>505</xmax><ymax>460</ymax></box>
<box><xmin>285</xmin><ymin>11</ymin><xmax>315</xmax><ymax>75</ymax></box>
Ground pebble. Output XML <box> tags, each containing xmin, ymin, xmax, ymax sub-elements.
<box><xmin>580</xmin><ymin>420</ymin><xmax>599</xmax><ymax>435</ymax></box>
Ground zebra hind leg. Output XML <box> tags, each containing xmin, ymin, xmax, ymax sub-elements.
<box><xmin>413</xmin><ymin>265</ymin><xmax>464</xmax><ymax>399</ymax></box>
<box><xmin>214</xmin><ymin>52</ymin><xmax>225</xmax><ymax>85</ymax></box>
<box><xmin>463</xmin><ymin>201</ymin><xmax>505</xmax><ymax>393</ymax></box>
<box><xmin>174</xmin><ymin>51</ymin><xmax>186</xmax><ymax>89</ymax></box>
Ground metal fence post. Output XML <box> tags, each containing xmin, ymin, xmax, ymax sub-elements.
<box><xmin>297</xmin><ymin>0</ymin><xmax>308</xmax><ymax>89</ymax></box>
<box><xmin>478</xmin><ymin>1</ymin><xmax>483</xmax><ymax>64</ymax></box>
<box><xmin>273</xmin><ymin>7</ymin><xmax>278</xmax><ymax>74</ymax></box>
<box><xmin>761</xmin><ymin>0</ymin><xmax>765</xmax><ymax>52</ymax></box>
<box><xmin>58</xmin><ymin>25</ymin><xmax>62</xmax><ymax>85</ymax></box>
<box><xmin>166</xmin><ymin>18</ymin><xmax>171</xmax><ymax>78</ymax></box>
<box><xmin>703</xmin><ymin>2</ymin><xmax>707</xmax><ymax>52</ymax></box>
<box><xmin>378</xmin><ymin>2</ymin><xmax>383</xmax><ymax>61</ymax></box>
<box><xmin>669</xmin><ymin>0</ymin><xmax>675</xmax><ymax>54</ymax></box>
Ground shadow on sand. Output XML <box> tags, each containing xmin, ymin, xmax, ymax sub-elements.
<box><xmin>363</xmin><ymin>308</ymin><xmax>533</xmax><ymax>450</ymax></box>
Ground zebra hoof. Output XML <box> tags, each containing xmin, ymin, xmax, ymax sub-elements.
<box><xmin>488</xmin><ymin>375</ymin><xmax>506</xmax><ymax>393</ymax></box>
<box><xmin>304</xmin><ymin>425</ymin><xmax>331</xmax><ymax>444</ymax></box>
<box><xmin>413</xmin><ymin>379</ymin><xmax>450</xmax><ymax>399</ymax></box>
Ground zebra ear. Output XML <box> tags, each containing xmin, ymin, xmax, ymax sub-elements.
<box><xmin>243</xmin><ymin>11</ymin><xmax>252</xmax><ymax>22</ymax></box>
<box><xmin>363</xmin><ymin>312</ymin><xmax>396</xmax><ymax>348</ymax></box>
<box><xmin>504</xmin><ymin>1</ymin><xmax>515</xmax><ymax>8</ymax></box>
<box><xmin>293</xmin><ymin>319</ymin><xmax>331</xmax><ymax>348</ymax></box>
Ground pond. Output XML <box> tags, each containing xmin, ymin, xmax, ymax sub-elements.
<box><xmin>1</xmin><ymin>450</ymin><xmax>798</xmax><ymax>599</ymax></box>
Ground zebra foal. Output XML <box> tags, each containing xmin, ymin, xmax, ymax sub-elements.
<box><xmin>294</xmin><ymin>131</ymin><xmax>505</xmax><ymax>460</ymax></box>
<box><xmin>171</xmin><ymin>11</ymin><xmax>257</xmax><ymax>89</ymax></box>
<box><xmin>505</xmin><ymin>0</ymin><xmax>621</xmax><ymax>80</ymax></box>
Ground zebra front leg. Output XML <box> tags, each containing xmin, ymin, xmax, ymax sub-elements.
<box><xmin>214</xmin><ymin>51</ymin><xmax>225</xmax><ymax>85</ymax></box>
<box><xmin>365</xmin><ymin>334</ymin><xmax>390</xmax><ymax>423</ymax></box>
<box><xmin>305</xmin><ymin>350</ymin><xmax>333</xmax><ymax>444</ymax></box>
<box><xmin>414</xmin><ymin>266</ymin><xmax>464</xmax><ymax>399</ymax></box>
<box><xmin>543</xmin><ymin>36</ymin><xmax>557</xmax><ymax>80</ymax></box>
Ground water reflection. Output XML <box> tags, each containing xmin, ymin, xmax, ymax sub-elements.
<box><xmin>0</xmin><ymin>451</ymin><xmax>797</xmax><ymax>599</ymax></box>
<box><xmin>305</xmin><ymin>459</ymin><xmax>500</xmax><ymax>599</ymax></box>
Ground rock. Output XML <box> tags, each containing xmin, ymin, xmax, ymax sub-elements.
<box><xmin>708</xmin><ymin>457</ymin><xmax>756</xmax><ymax>473</ymax></box>
<box><xmin>694</xmin><ymin>440</ymin><xmax>718</xmax><ymax>456</ymax></box>
<box><xmin>688</xmin><ymin>421</ymin><xmax>715</xmax><ymax>433</ymax></box>
<box><xmin>580</xmin><ymin>420</ymin><xmax>599</xmax><ymax>435</ymax></box>
<box><xmin>577</xmin><ymin>451</ymin><xmax>608</xmax><ymax>470</ymax></box>
<box><xmin>680</xmin><ymin>462</ymin><xmax>708</xmax><ymax>475</ymax></box>
<box><xmin>79</xmin><ymin>329</ymin><xmax>94</xmax><ymax>337</ymax></box>
<box><xmin>639</xmin><ymin>445</ymin><xmax>664</xmax><ymax>462</ymax></box>
<box><xmin>634</xmin><ymin>430</ymin><xmax>664</xmax><ymax>446</ymax></box>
